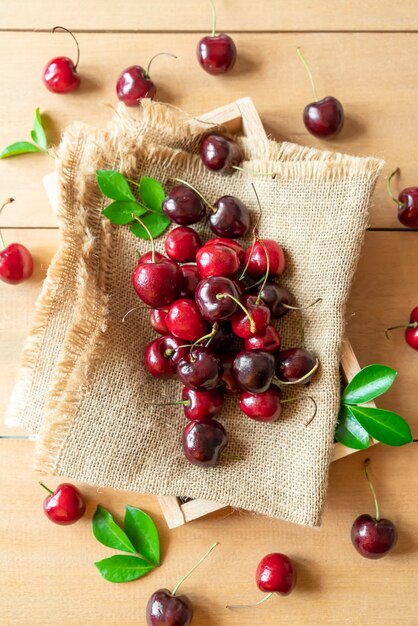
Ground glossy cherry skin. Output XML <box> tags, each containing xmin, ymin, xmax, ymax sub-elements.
<box><xmin>166</xmin><ymin>298</ymin><xmax>208</xmax><ymax>342</ymax></box>
<box><xmin>182</xmin><ymin>418</ymin><xmax>227</xmax><ymax>467</ymax></box>
<box><xmin>245</xmin><ymin>324</ymin><xmax>281</xmax><ymax>353</ymax></box>
<box><xmin>303</xmin><ymin>96</ymin><xmax>344</xmax><ymax>138</ymax></box>
<box><xmin>276</xmin><ymin>348</ymin><xmax>319</xmax><ymax>384</ymax></box>
<box><xmin>0</xmin><ymin>243</ymin><xmax>33</xmax><ymax>284</ymax></box>
<box><xmin>146</xmin><ymin>588</ymin><xmax>193</xmax><ymax>626</ymax></box>
<box><xmin>196</xmin><ymin>34</ymin><xmax>237</xmax><ymax>75</ymax></box>
<box><xmin>405</xmin><ymin>307</ymin><xmax>418</xmax><ymax>350</ymax></box>
<box><xmin>133</xmin><ymin>258</ymin><xmax>183</xmax><ymax>308</ymax></box>
<box><xmin>233</xmin><ymin>350</ymin><xmax>275</xmax><ymax>393</ymax></box>
<box><xmin>196</xmin><ymin>244</ymin><xmax>240</xmax><ymax>279</ymax></box>
<box><xmin>397</xmin><ymin>187</ymin><xmax>418</xmax><ymax>228</ymax></box>
<box><xmin>351</xmin><ymin>514</ymin><xmax>397</xmax><ymax>559</ymax></box>
<box><xmin>179</xmin><ymin>264</ymin><xmax>201</xmax><ymax>298</ymax></box>
<box><xmin>138</xmin><ymin>250</ymin><xmax>165</xmax><ymax>265</ymax></box>
<box><xmin>209</xmin><ymin>196</ymin><xmax>250</xmax><ymax>238</ymax></box>
<box><xmin>205</xmin><ymin>238</ymin><xmax>245</xmax><ymax>262</ymax></box>
<box><xmin>209</xmin><ymin>322</ymin><xmax>234</xmax><ymax>354</ymax></box>
<box><xmin>144</xmin><ymin>336</ymin><xmax>188</xmax><ymax>378</ymax></box>
<box><xmin>200</xmin><ymin>135</ymin><xmax>242</xmax><ymax>173</ymax></box>
<box><xmin>116</xmin><ymin>65</ymin><xmax>156</xmax><ymax>106</ymax></box>
<box><xmin>150</xmin><ymin>309</ymin><xmax>169</xmax><ymax>335</ymax></box>
<box><xmin>220</xmin><ymin>353</ymin><xmax>241</xmax><ymax>394</ymax></box>
<box><xmin>255</xmin><ymin>282</ymin><xmax>294</xmax><ymax>319</ymax></box>
<box><xmin>42</xmin><ymin>483</ymin><xmax>86</xmax><ymax>525</ymax></box>
<box><xmin>162</xmin><ymin>186</ymin><xmax>206</xmax><ymax>226</ymax></box>
<box><xmin>164</xmin><ymin>226</ymin><xmax>202</xmax><ymax>263</ymax></box>
<box><xmin>177</xmin><ymin>347</ymin><xmax>222</xmax><ymax>391</ymax></box>
<box><xmin>256</xmin><ymin>553</ymin><xmax>296</xmax><ymax>595</ymax></box>
<box><xmin>43</xmin><ymin>57</ymin><xmax>80</xmax><ymax>93</ymax></box>
<box><xmin>195</xmin><ymin>276</ymin><xmax>240</xmax><ymax>322</ymax></box>
<box><xmin>244</xmin><ymin>239</ymin><xmax>286</xmax><ymax>278</ymax></box>
<box><xmin>231</xmin><ymin>294</ymin><xmax>270</xmax><ymax>339</ymax></box>
<box><xmin>181</xmin><ymin>387</ymin><xmax>224</xmax><ymax>421</ymax></box>
<box><xmin>240</xmin><ymin>385</ymin><xmax>282</xmax><ymax>422</ymax></box>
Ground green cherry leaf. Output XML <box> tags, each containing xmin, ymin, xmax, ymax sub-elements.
<box><xmin>335</xmin><ymin>405</ymin><xmax>370</xmax><ymax>450</ymax></box>
<box><xmin>92</xmin><ymin>505</ymin><xmax>136</xmax><ymax>553</ymax></box>
<box><xmin>96</xmin><ymin>170</ymin><xmax>137</xmax><ymax>202</ymax></box>
<box><xmin>130</xmin><ymin>213</ymin><xmax>170</xmax><ymax>240</ymax></box>
<box><xmin>94</xmin><ymin>555</ymin><xmax>155</xmax><ymax>583</ymax></box>
<box><xmin>139</xmin><ymin>176</ymin><xmax>165</xmax><ymax>213</ymax></box>
<box><xmin>31</xmin><ymin>108</ymin><xmax>48</xmax><ymax>150</ymax></box>
<box><xmin>348</xmin><ymin>405</ymin><xmax>413</xmax><ymax>447</ymax></box>
<box><xmin>0</xmin><ymin>141</ymin><xmax>44</xmax><ymax>159</ymax></box>
<box><xmin>342</xmin><ymin>365</ymin><xmax>397</xmax><ymax>405</ymax></box>
<box><xmin>102</xmin><ymin>201</ymin><xmax>146</xmax><ymax>225</ymax></box>
<box><xmin>124</xmin><ymin>506</ymin><xmax>160</xmax><ymax>566</ymax></box>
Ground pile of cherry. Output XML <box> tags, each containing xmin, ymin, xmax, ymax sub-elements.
<box><xmin>131</xmin><ymin>151</ymin><xmax>319</xmax><ymax>469</ymax></box>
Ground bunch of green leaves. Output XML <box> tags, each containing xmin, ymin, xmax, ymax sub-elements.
<box><xmin>0</xmin><ymin>108</ymin><xmax>49</xmax><ymax>158</ymax></box>
<box><xmin>92</xmin><ymin>504</ymin><xmax>160</xmax><ymax>583</ymax></box>
<box><xmin>335</xmin><ymin>365</ymin><xmax>413</xmax><ymax>449</ymax></box>
<box><xmin>96</xmin><ymin>170</ymin><xmax>170</xmax><ymax>240</ymax></box>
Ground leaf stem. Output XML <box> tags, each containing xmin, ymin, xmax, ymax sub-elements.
<box><xmin>216</xmin><ymin>293</ymin><xmax>256</xmax><ymax>333</ymax></box>
<box><xmin>209</xmin><ymin>0</ymin><xmax>217</xmax><ymax>36</ymax></box>
<box><xmin>227</xmin><ymin>591</ymin><xmax>273</xmax><ymax>609</ymax></box>
<box><xmin>0</xmin><ymin>198</ymin><xmax>14</xmax><ymax>250</ymax></box>
<box><xmin>169</xmin><ymin>177</ymin><xmax>215</xmax><ymax>212</ymax></box>
<box><xmin>52</xmin><ymin>26</ymin><xmax>80</xmax><ymax>71</ymax></box>
<box><xmin>386</xmin><ymin>168</ymin><xmax>403</xmax><ymax>206</ymax></box>
<box><xmin>364</xmin><ymin>458</ymin><xmax>380</xmax><ymax>521</ymax></box>
<box><xmin>39</xmin><ymin>481</ymin><xmax>54</xmax><ymax>495</ymax></box>
<box><xmin>172</xmin><ymin>542</ymin><xmax>219</xmax><ymax>596</ymax></box>
<box><xmin>297</xmin><ymin>47</ymin><xmax>319</xmax><ymax>102</ymax></box>
<box><xmin>132</xmin><ymin>215</ymin><xmax>155</xmax><ymax>262</ymax></box>
<box><xmin>146</xmin><ymin>52</ymin><xmax>177</xmax><ymax>79</ymax></box>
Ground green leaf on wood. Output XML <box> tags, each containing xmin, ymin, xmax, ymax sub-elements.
<box><xmin>0</xmin><ymin>141</ymin><xmax>44</xmax><ymax>159</ymax></box>
<box><xmin>94</xmin><ymin>555</ymin><xmax>155</xmax><ymax>583</ymax></box>
<box><xmin>124</xmin><ymin>506</ymin><xmax>160</xmax><ymax>565</ymax></box>
<box><xmin>348</xmin><ymin>405</ymin><xmax>413</xmax><ymax>446</ymax></box>
<box><xmin>343</xmin><ymin>365</ymin><xmax>397</xmax><ymax>405</ymax></box>
<box><xmin>92</xmin><ymin>505</ymin><xmax>136</xmax><ymax>553</ymax></box>
<box><xmin>130</xmin><ymin>213</ymin><xmax>170</xmax><ymax>239</ymax></box>
<box><xmin>102</xmin><ymin>201</ymin><xmax>146</xmax><ymax>225</ymax></box>
<box><xmin>335</xmin><ymin>405</ymin><xmax>370</xmax><ymax>449</ymax></box>
<box><xmin>139</xmin><ymin>176</ymin><xmax>165</xmax><ymax>213</ymax></box>
<box><xmin>96</xmin><ymin>170</ymin><xmax>137</xmax><ymax>202</ymax></box>
<box><xmin>31</xmin><ymin>108</ymin><xmax>48</xmax><ymax>150</ymax></box>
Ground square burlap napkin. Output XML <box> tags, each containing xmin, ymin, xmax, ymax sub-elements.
<box><xmin>6</xmin><ymin>101</ymin><xmax>383</xmax><ymax>526</ymax></box>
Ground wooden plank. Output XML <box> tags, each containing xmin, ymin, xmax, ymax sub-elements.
<box><xmin>1</xmin><ymin>0</ymin><xmax>418</xmax><ymax>32</ymax></box>
<box><xmin>1</xmin><ymin>32</ymin><xmax>418</xmax><ymax>229</ymax></box>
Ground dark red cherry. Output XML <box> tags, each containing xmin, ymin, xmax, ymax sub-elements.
<box><xmin>233</xmin><ymin>350</ymin><xmax>275</xmax><ymax>393</ymax></box>
<box><xmin>197</xmin><ymin>34</ymin><xmax>237</xmax><ymax>75</ymax></box>
<box><xmin>146</xmin><ymin>588</ymin><xmax>193</xmax><ymax>626</ymax></box>
<box><xmin>0</xmin><ymin>243</ymin><xmax>33</xmax><ymax>284</ymax></box>
<box><xmin>40</xmin><ymin>482</ymin><xmax>85</xmax><ymax>525</ymax></box>
<box><xmin>204</xmin><ymin>238</ymin><xmax>245</xmax><ymax>262</ymax></box>
<box><xmin>177</xmin><ymin>347</ymin><xmax>222</xmax><ymax>391</ymax></box>
<box><xmin>166</xmin><ymin>298</ymin><xmax>208</xmax><ymax>342</ymax></box>
<box><xmin>244</xmin><ymin>239</ymin><xmax>286</xmax><ymax>278</ymax></box>
<box><xmin>196</xmin><ymin>243</ymin><xmax>240</xmax><ymax>278</ymax></box>
<box><xmin>351</xmin><ymin>514</ymin><xmax>397</xmax><ymax>560</ymax></box>
<box><xmin>303</xmin><ymin>96</ymin><xmax>344</xmax><ymax>138</ymax></box>
<box><xmin>116</xmin><ymin>65</ymin><xmax>156</xmax><ymax>105</ymax></box>
<box><xmin>138</xmin><ymin>250</ymin><xmax>165</xmax><ymax>265</ymax></box>
<box><xmin>255</xmin><ymin>282</ymin><xmax>294</xmax><ymax>319</ymax></box>
<box><xmin>133</xmin><ymin>258</ymin><xmax>183</xmax><ymax>308</ymax></box>
<box><xmin>276</xmin><ymin>348</ymin><xmax>319</xmax><ymax>384</ymax></box>
<box><xmin>150</xmin><ymin>309</ymin><xmax>169</xmax><ymax>335</ymax></box>
<box><xmin>405</xmin><ymin>307</ymin><xmax>418</xmax><ymax>350</ymax></box>
<box><xmin>179</xmin><ymin>264</ymin><xmax>201</xmax><ymax>298</ymax></box>
<box><xmin>209</xmin><ymin>196</ymin><xmax>250</xmax><ymax>238</ymax></box>
<box><xmin>164</xmin><ymin>226</ymin><xmax>202</xmax><ymax>263</ymax></box>
<box><xmin>239</xmin><ymin>385</ymin><xmax>282</xmax><ymax>422</ymax></box>
<box><xmin>397</xmin><ymin>187</ymin><xmax>418</xmax><ymax>228</ymax></box>
<box><xmin>144</xmin><ymin>335</ymin><xmax>188</xmax><ymax>378</ymax></box>
<box><xmin>256</xmin><ymin>553</ymin><xmax>296</xmax><ymax>595</ymax></box>
<box><xmin>231</xmin><ymin>294</ymin><xmax>270</xmax><ymax>339</ymax></box>
<box><xmin>244</xmin><ymin>324</ymin><xmax>281</xmax><ymax>353</ymax></box>
<box><xmin>43</xmin><ymin>27</ymin><xmax>81</xmax><ymax>94</ymax></box>
<box><xmin>181</xmin><ymin>387</ymin><xmax>224</xmax><ymax>421</ymax></box>
<box><xmin>163</xmin><ymin>185</ymin><xmax>206</xmax><ymax>225</ymax></box>
<box><xmin>195</xmin><ymin>276</ymin><xmax>240</xmax><ymax>322</ymax></box>
<box><xmin>220</xmin><ymin>353</ymin><xmax>241</xmax><ymax>394</ymax></box>
<box><xmin>209</xmin><ymin>322</ymin><xmax>234</xmax><ymax>353</ymax></box>
<box><xmin>182</xmin><ymin>418</ymin><xmax>227</xmax><ymax>467</ymax></box>
<box><xmin>200</xmin><ymin>135</ymin><xmax>242</xmax><ymax>173</ymax></box>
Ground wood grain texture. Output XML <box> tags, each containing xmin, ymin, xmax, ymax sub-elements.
<box><xmin>1</xmin><ymin>32</ymin><xmax>418</xmax><ymax>228</ymax></box>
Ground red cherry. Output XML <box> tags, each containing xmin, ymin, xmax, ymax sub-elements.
<box><xmin>177</xmin><ymin>347</ymin><xmax>222</xmax><ymax>391</ymax></box>
<box><xmin>181</xmin><ymin>387</ymin><xmax>224</xmax><ymax>421</ymax></box>
<box><xmin>244</xmin><ymin>324</ymin><xmax>281</xmax><ymax>353</ymax></box>
<box><xmin>43</xmin><ymin>27</ymin><xmax>81</xmax><ymax>94</ymax></box>
<box><xmin>179</xmin><ymin>264</ymin><xmax>201</xmax><ymax>298</ymax></box>
<box><xmin>0</xmin><ymin>199</ymin><xmax>33</xmax><ymax>284</ymax></box>
<box><xmin>256</xmin><ymin>553</ymin><xmax>296</xmax><ymax>595</ymax></box>
<box><xmin>164</xmin><ymin>226</ymin><xmax>202</xmax><ymax>263</ymax></box>
<box><xmin>196</xmin><ymin>243</ymin><xmax>240</xmax><ymax>278</ymax></box>
<box><xmin>405</xmin><ymin>307</ymin><xmax>418</xmax><ymax>350</ymax></box>
<box><xmin>182</xmin><ymin>418</ymin><xmax>227</xmax><ymax>467</ymax></box>
<box><xmin>150</xmin><ymin>309</ymin><xmax>169</xmax><ymax>335</ymax></box>
<box><xmin>40</xmin><ymin>482</ymin><xmax>85</xmax><ymax>525</ymax></box>
<box><xmin>204</xmin><ymin>237</ymin><xmax>245</xmax><ymax>262</ymax></box>
<box><xmin>196</xmin><ymin>2</ymin><xmax>236</xmax><ymax>75</ymax></box>
<box><xmin>231</xmin><ymin>295</ymin><xmax>270</xmax><ymax>339</ymax></box>
<box><xmin>244</xmin><ymin>239</ymin><xmax>286</xmax><ymax>278</ymax></box>
<box><xmin>387</xmin><ymin>169</ymin><xmax>418</xmax><ymax>228</ymax></box>
<box><xmin>239</xmin><ymin>385</ymin><xmax>282</xmax><ymax>422</ymax></box>
<box><xmin>166</xmin><ymin>298</ymin><xmax>209</xmax><ymax>342</ymax></box>
<box><xmin>138</xmin><ymin>250</ymin><xmax>165</xmax><ymax>265</ymax></box>
<box><xmin>116</xmin><ymin>53</ymin><xmax>176</xmax><ymax>106</ymax></box>
<box><xmin>132</xmin><ymin>257</ymin><xmax>183</xmax><ymax>308</ymax></box>
<box><xmin>146</xmin><ymin>589</ymin><xmax>193</xmax><ymax>626</ymax></box>
<box><xmin>144</xmin><ymin>335</ymin><xmax>188</xmax><ymax>378</ymax></box>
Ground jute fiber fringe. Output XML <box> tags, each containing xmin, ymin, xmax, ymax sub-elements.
<box><xmin>6</xmin><ymin>101</ymin><xmax>383</xmax><ymax>526</ymax></box>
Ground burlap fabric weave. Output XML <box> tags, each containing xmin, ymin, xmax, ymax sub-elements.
<box><xmin>6</xmin><ymin>101</ymin><xmax>383</xmax><ymax>526</ymax></box>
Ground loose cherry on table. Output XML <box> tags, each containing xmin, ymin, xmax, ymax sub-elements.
<box><xmin>239</xmin><ymin>385</ymin><xmax>282</xmax><ymax>422</ymax></box>
<box><xmin>196</xmin><ymin>0</ymin><xmax>237</xmax><ymax>75</ymax></box>
<box><xmin>164</xmin><ymin>226</ymin><xmax>202</xmax><ymax>263</ymax></box>
<box><xmin>177</xmin><ymin>346</ymin><xmax>223</xmax><ymax>391</ymax></box>
<box><xmin>233</xmin><ymin>350</ymin><xmax>276</xmax><ymax>393</ymax></box>
<box><xmin>162</xmin><ymin>185</ymin><xmax>207</xmax><ymax>225</ymax></box>
<box><xmin>144</xmin><ymin>335</ymin><xmax>188</xmax><ymax>378</ymax></box>
<box><xmin>386</xmin><ymin>306</ymin><xmax>418</xmax><ymax>351</ymax></box>
<box><xmin>351</xmin><ymin>459</ymin><xmax>398</xmax><ymax>559</ymax></box>
<box><xmin>297</xmin><ymin>47</ymin><xmax>344</xmax><ymax>138</ymax></box>
<box><xmin>43</xmin><ymin>27</ymin><xmax>81</xmax><ymax>94</ymax></box>
<box><xmin>387</xmin><ymin>168</ymin><xmax>418</xmax><ymax>228</ymax></box>
<box><xmin>200</xmin><ymin>135</ymin><xmax>242</xmax><ymax>173</ymax></box>
<box><xmin>116</xmin><ymin>53</ymin><xmax>176</xmax><ymax>106</ymax></box>
<box><xmin>166</xmin><ymin>298</ymin><xmax>209</xmax><ymax>342</ymax></box>
<box><xmin>275</xmin><ymin>348</ymin><xmax>319</xmax><ymax>385</ymax></box>
<box><xmin>40</xmin><ymin>481</ymin><xmax>86</xmax><ymax>525</ymax></box>
<box><xmin>0</xmin><ymin>199</ymin><xmax>33</xmax><ymax>285</ymax></box>
<box><xmin>244</xmin><ymin>238</ymin><xmax>286</xmax><ymax>278</ymax></box>
<box><xmin>182</xmin><ymin>418</ymin><xmax>227</xmax><ymax>467</ymax></box>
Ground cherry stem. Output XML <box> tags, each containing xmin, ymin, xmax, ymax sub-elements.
<box><xmin>0</xmin><ymin>198</ymin><xmax>15</xmax><ymax>250</ymax></box>
<box><xmin>385</xmin><ymin>321</ymin><xmax>417</xmax><ymax>340</ymax></box>
<box><xmin>39</xmin><ymin>481</ymin><xmax>54</xmax><ymax>495</ymax></box>
<box><xmin>146</xmin><ymin>52</ymin><xmax>177</xmax><ymax>79</ymax></box>
<box><xmin>283</xmin><ymin>297</ymin><xmax>323</xmax><ymax>311</ymax></box>
<box><xmin>364</xmin><ymin>458</ymin><xmax>380</xmax><ymax>522</ymax></box>
<box><xmin>216</xmin><ymin>293</ymin><xmax>256</xmax><ymax>333</ymax></box>
<box><xmin>147</xmin><ymin>400</ymin><xmax>189</xmax><ymax>407</ymax></box>
<box><xmin>387</xmin><ymin>168</ymin><xmax>403</xmax><ymax>206</ymax></box>
<box><xmin>281</xmin><ymin>395</ymin><xmax>317</xmax><ymax>425</ymax></box>
<box><xmin>172</xmin><ymin>541</ymin><xmax>219</xmax><ymax>596</ymax></box>
<box><xmin>255</xmin><ymin>240</ymin><xmax>270</xmax><ymax>306</ymax></box>
<box><xmin>232</xmin><ymin>165</ymin><xmax>276</xmax><ymax>179</ymax></box>
<box><xmin>209</xmin><ymin>0</ymin><xmax>217</xmax><ymax>36</ymax></box>
<box><xmin>297</xmin><ymin>47</ymin><xmax>319</xmax><ymax>102</ymax></box>
<box><xmin>169</xmin><ymin>177</ymin><xmax>215</xmax><ymax>211</ymax></box>
<box><xmin>275</xmin><ymin>358</ymin><xmax>319</xmax><ymax>386</ymax></box>
<box><xmin>191</xmin><ymin>323</ymin><xmax>219</xmax><ymax>352</ymax></box>
<box><xmin>132</xmin><ymin>215</ymin><xmax>155</xmax><ymax>262</ymax></box>
<box><xmin>239</xmin><ymin>236</ymin><xmax>256</xmax><ymax>280</ymax></box>
<box><xmin>227</xmin><ymin>592</ymin><xmax>273</xmax><ymax>609</ymax></box>
<box><xmin>0</xmin><ymin>435</ymin><xmax>31</xmax><ymax>439</ymax></box>
<box><xmin>52</xmin><ymin>26</ymin><xmax>80</xmax><ymax>71</ymax></box>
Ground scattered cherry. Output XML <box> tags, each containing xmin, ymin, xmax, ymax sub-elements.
<box><xmin>177</xmin><ymin>347</ymin><xmax>222</xmax><ymax>391</ymax></box>
<box><xmin>276</xmin><ymin>348</ymin><xmax>319</xmax><ymax>385</ymax></box>
<box><xmin>181</xmin><ymin>387</ymin><xmax>224</xmax><ymax>421</ymax></box>
<box><xmin>164</xmin><ymin>226</ymin><xmax>202</xmax><ymax>263</ymax></box>
<box><xmin>386</xmin><ymin>306</ymin><xmax>418</xmax><ymax>351</ymax></box>
<box><xmin>196</xmin><ymin>0</ymin><xmax>236</xmax><ymax>75</ymax></box>
<box><xmin>150</xmin><ymin>309</ymin><xmax>169</xmax><ymax>335</ymax></box>
<box><xmin>209</xmin><ymin>196</ymin><xmax>250</xmax><ymax>238</ymax></box>
<box><xmin>233</xmin><ymin>350</ymin><xmax>275</xmax><ymax>393</ymax></box>
<box><xmin>116</xmin><ymin>53</ymin><xmax>176</xmax><ymax>106</ymax></box>
<box><xmin>255</xmin><ymin>282</ymin><xmax>294</xmax><ymax>319</ymax></box>
<box><xmin>244</xmin><ymin>239</ymin><xmax>286</xmax><ymax>278</ymax></box>
<box><xmin>163</xmin><ymin>185</ymin><xmax>206</xmax><ymax>225</ymax></box>
<box><xmin>0</xmin><ymin>199</ymin><xmax>33</xmax><ymax>285</ymax></box>
<box><xmin>144</xmin><ymin>335</ymin><xmax>188</xmax><ymax>378</ymax></box>
<box><xmin>179</xmin><ymin>264</ymin><xmax>201</xmax><ymax>298</ymax></box>
<box><xmin>182</xmin><ymin>418</ymin><xmax>227</xmax><ymax>467</ymax></box>
<box><xmin>133</xmin><ymin>256</ymin><xmax>183</xmax><ymax>308</ymax></box>
<box><xmin>43</xmin><ymin>27</ymin><xmax>81</xmax><ymax>94</ymax></box>
<box><xmin>387</xmin><ymin>168</ymin><xmax>418</xmax><ymax>228</ymax></box>
<box><xmin>166</xmin><ymin>298</ymin><xmax>208</xmax><ymax>342</ymax></box>
<box><xmin>196</xmin><ymin>243</ymin><xmax>240</xmax><ymax>278</ymax></box>
<box><xmin>200</xmin><ymin>135</ymin><xmax>242</xmax><ymax>173</ymax></box>
<box><xmin>40</xmin><ymin>481</ymin><xmax>85</xmax><ymax>525</ymax></box>
<box><xmin>244</xmin><ymin>324</ymin><xmax>281</xmax><ymax>353</ymax></box>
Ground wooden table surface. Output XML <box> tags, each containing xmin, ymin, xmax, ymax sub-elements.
<box><xmin>1</xmin><ymin>3</ymin><xmax>418</xmax><ymax>625</ymax></box>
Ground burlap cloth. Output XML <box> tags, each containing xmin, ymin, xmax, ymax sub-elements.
<box><xmin>5</xmin><ymin>101</ymin><xmax>383</xmax><ymax>526</ymax></box>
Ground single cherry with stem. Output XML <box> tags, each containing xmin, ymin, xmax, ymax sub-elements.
<box><xmin>387</xmin><ymin>168</ymin><xmax>418</xmax><ymax>228</ymax></box>
<box><xmin>351</xmin><ymin>459</ymin><xmax>398</xmax><ymax>559</ymax></box>
<box><xmin>233</xmin><ymin>350</ymin><xmax>276</xmax><ymax>393</ymax></box>
<box><xmin>40</xmin><ymin>481</ymin><xmax>86</xmax><ymax>525</ymax></box>
<box><xmin>200</xmin><ymin>135</ymin><xmax>242</xmax><ymax>173</ymax></box>
<box><xmin>195</xmin><ymin>276</ymin><xmax>241</xmax><ymax>322</ymax></box>
<box><xmin>177</xmin><ymin>346</ymin><xmax>223</xmax><ymax>391</ymax></box>
<box><xmin>162</xmin><ymin>185</ymin><xmax>206</xmax><ymax>225</ymax></box>
<box><xmin>385</xmin><ymin>306</ymin><xmax>418</xmax><ymax>351</ymax></box>
<box><xmin>275</xmin><ymin>348</ymin><xmax>319</xmax><ymax>385</ymax></box>
<box><xmin>297</xmin><ymin>47</ymin><xmax>344</xmax><ymax>138</ymax></box>
<box><xmin>144</xmin><ymin>335</ymin><xmax>188</xmax><ymax>378</ymax></box>
<box><xmin>0</xmin><ymin>199</ymin><xmax>33</xmax><ymax>285</ymax></box>
<box><xmin>149</xmin><ymin>387</ymin><xmax>224</xmax><ymax>421</ymax></box>
<box><xmin>196</xmin><ymin>0</ymin><xmax>237</xmax><ymax>75</ymax></box>
<box><xmin>117</xmin><ymin>53</ymin><xmax>177</xmax><ymax>106</ymax></box>
<box><xmin>43</xmin><ymin>26</ymin><xmax>81</xmax><ymax>93</ymax></box>
<box><xmin>146</xmin><ymin>542</ymin><xmax>219</xmax><ymax>626</ymax></box>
